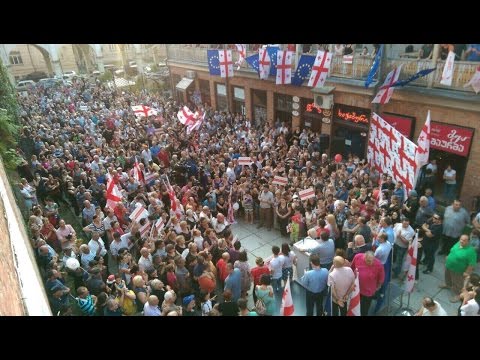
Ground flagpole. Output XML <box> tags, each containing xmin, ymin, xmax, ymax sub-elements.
<box><xmin>371</xmin><ymin>44</ymin><xmax>387</xmax><ymax>114</ymax></box>
<box><xmin>224</xmin><ymin>44</ymin><xmax>230</xmax><ymax>113</ymax></box>
<box><xmin>427</xmin><ymin>45</ymin><xmax>440</xmax><ymax>88</ymax></box>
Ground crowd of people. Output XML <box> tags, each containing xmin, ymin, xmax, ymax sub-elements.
<box><xmin>13</xmin><ymin>76</ymin><xmax>479</xmax><ymax>316</ymax></box>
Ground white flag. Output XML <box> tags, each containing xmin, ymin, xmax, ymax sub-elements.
<box><xmin>404</xmin><ymin>232</ymin><xmax>419</xmax><ymax>293</ymax></box>
<box><xmin>347</xmin><ymin>270</ymin><xmax>361</xmax><ymax>316</ymax></box>
<box><xmin>218</xmin><ymin>49</ymin><xmax>233</xmax><ymax>78</ymax></box>
<box><xmin>372</xmin><ymin>64</ymin><xmax>403</xmax><ymax>104</ymax></box>
<box><xmin>464</xmin><ymin>65</ymin><xmax>480</xmax><ymax>94</ymax></box>
<box><xmin>308</xmin><ymin>50</ymin><xmax>332</xmax><ymax>88</ymax></box>
<box><xmin>276</xmin><ymin>50</ymin><xmax>293</xmax><ymax>85</ymax></box>
<box><xmin>415</xmin><ymin>110</ymin><xmax>431</xmax><ymax>169</ymax></box>
<box><xmin>280</xmin><ymin>277</ymin><xmax>294</xmax><ymax>316</ymax></box>
<box><xmin>440</xmin><ymin>51</ymin><xmax>455</xmax><ymax>86</ymax></box>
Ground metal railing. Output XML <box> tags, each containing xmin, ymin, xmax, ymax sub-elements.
<box><xmin>329</xmin><ymin>55</ymin><xmax>373</xmax><ymax>79</ymax></box>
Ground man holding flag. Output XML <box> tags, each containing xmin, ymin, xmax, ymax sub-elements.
<box><xmin>300</xmin><ymin>254</ymin><xmax>328</xmax><ymax>316</ymax></box>
<box><xmin>280</xmin><ymin>277</ymin><xmax>294</xmax><ymax>316</ymax></box>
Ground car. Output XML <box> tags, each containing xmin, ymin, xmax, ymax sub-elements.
<box><xmin>15</xmin><ymin>80</ymin><xmax>36</xmax><ymax>91</ymax></box>
<box><xmin>63</xmin><ymin>70</ymin><xmax>77</xmax><ymax>79</ymax></box>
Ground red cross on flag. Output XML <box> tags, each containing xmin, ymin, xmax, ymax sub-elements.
<box><xmin>347</xmin><ymin>270</ymin><xmax>361</xmax><ymax>316</ymax></box>
<box><xmin>308</xmin><ymin>50</ymin><xmax>332</xmax><ymax>88</ymax></box>
<box><xmin>415</xmin><ymin>110</ymin><xmax>431</xmax><ymax>169</ymax></box>
<box><xmin>177</xmin><ymin>106</ymin><xmax>197</xmax><ymax>126</ymax></box>
<box><xmin>133</xmin><ymin>159</ymin><xmax>145</xmax><ymax>184</ymax></box>
<box><xmin>404</xmin><ymin>231</ymin><xmax>418</xmax><ymax>293</ymax></box>
<box><xmin>235</xmin><ymin>44</ymin><xmax>246</xmax><ymax>70</ymax></box>
<box><xmin>259</xmin><ymin>48</ymin><xmax>271</xmax><ymax>80</ymax></box>
<box><xmin>132</xmin><ymin>105</ymin><xmax>158</xmax><ymax>118</ymax></box>
<box><xmin>281</xmin><ymin>277</ymin><xmax>294</xmax><ymax>316</ymax></box>
<box><xmin>219</xmin><ymin>49</ymin><xmax>234</xmax><ymax>78</ymax></box>
<box><xmin>106</xmin><ymin>178</ymin><xmax>123</xmax><ymax>209</ymax></box>
<box><xmin>372</xmin><ymin>64</ymin><xmax>403</xmax><ymax>104</ymax></box>
<box><xmin>276</xmin><ymin>50</ymin><xmax>293</xmax><ymax>85</ymax></box>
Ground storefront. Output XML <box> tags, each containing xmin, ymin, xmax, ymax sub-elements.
<box><xmin>300</xmin><ymin>97</ymin><xmax>322</xmax><ymax>132</ymax></box>
<box><xmin>232</xmin><ymin>86</ymin><xmax>246</xmax><ymax>115</ymax></box>
<box><xmin>274</xmin><ymin>93</ymin><xmax>293</xmax><ymax>127</ymax></box>
<box><xmin>331</xmin><ymin>104</ymin><xmax>371</xmax><ymax>159</ymax></box>
<box><xmin>215</xmin><ymin>83</ymin><xmax>228</xmax><ymax>112</ymax></box>
<box><xmin>428</xmin><ymin>122</ymin><xmax>474</xmax><ymax>202</ymax></box>
<box><xmin>380</xmin><ymin>112</ymin><xmax>415</xmax><ymax>138</ymax></box>
<box><xmin>252</xmin><ymin>89</ymin><xmax>267</xmax><ymax>126</ymax></box>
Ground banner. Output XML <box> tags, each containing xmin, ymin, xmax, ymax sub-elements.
<box><xmin>238</xmin><ymin>157</ymin><xmax>252</xmax><ymax>166</ymax></box>
<box><xmin>129</xmin><ymin>205</ymin><xmax>149</xmax><ymax>222</ymax></box>
<box><xmin>440</xmin><ymin>51</ymin><xmax>455</xmax><ymax>86</ymax></box>
<box><xmin>367</xmin><ymin>113</ymin><xmax>417</xmax><ymax>194</ymax></box>
<box><xmin>272</xmin><ymin>176</ymin><xmax>288</xmax><ymax>186</ymax></box>
<box><xmin>299</xmin><ymin>188</ymin><xmax>316</xmax><ymax>201</ymax></box>
<box><xmin>430</xmin><ymin>122</ymin><xmax>474</xmax><ymax>157</ymax></box>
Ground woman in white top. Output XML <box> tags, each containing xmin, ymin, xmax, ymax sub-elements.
<box><xmin>460</xmin><ymin>290</ymin><xmax>480</xmax><ymax>316</ymax></box>
<box><xmin>443</xmin><ymin>164</ymin><xmax>457</xmax><ymax>203</ymax></box>
<box><xmin>281</xmin><ymin>243</ymin><xmax>297</xmax><ymax>283</ymax></box>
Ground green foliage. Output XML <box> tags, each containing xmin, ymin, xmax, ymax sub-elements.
<box><xmin>2</xmin><ymin>148</ymin><xmax>23</xmax><ymax>170</ymax></box>
<box><xmin>99</xmin><ymin>71</ymin><xmax>113</xmax><ymax>83</ymax></box>
<box><xmin>0</xmin><ymin>61</ymin><xmax>20</xmax><ymax>166</ymax></box>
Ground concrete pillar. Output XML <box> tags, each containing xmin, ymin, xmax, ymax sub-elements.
<box><xmin>48</xmin><ymin>44</ymin><xmax>63</xmax><ymax>77</ymax></box>
<box><xmin>244</xmin><ymin>86</ymin><xmax>252</xmax><ymax>120</ymax></box>
<box><xmin>292</xmin><ymin>115</ymin><xmax>301</xmax><ymax>130</ymax></box>
<box><xmin>266</xmin><ymin>89</ymin><xmax>274</xmax><ymax>126</ymax></box>
<box><xmin>52</xmin><ymin>60</ymin><xmax>63</xmax><ymax>77</ymax></box>
<box><xmin>0</xmin><ymin>44</ymin><xmax>15</xmax><ymax>86</ymax></box>
<box><xmin>134</xmin><ymin>44</ymin><xmax>144</xmax><ymax>74</ymax></box>
<box><xmin>96</xmin><ymin>56</ymin><xmax>105</xmax><ymax>73</ymax></box>
<box><xmin>93</xmin><ymin>44</ymin><xmax>105</xmax><ymax>72</ymax></box>
<box><xmin>209</xmin><ymin>79</ymin><xmax>217</xmax><ymax>110</ymax></box>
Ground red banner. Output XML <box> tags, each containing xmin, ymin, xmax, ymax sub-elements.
<box><xmin>430</xmin><ymin>122</ymin><xmax>474</xmax><ymax>157</ymax></box>
<box><xmin>381</xmin><ymin>113</ymin><xmax>414</xmax><ymax>138</ymax></box>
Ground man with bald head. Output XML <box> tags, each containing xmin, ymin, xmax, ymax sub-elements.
<box><xmin>346</xmin><ymin>234</ymin><xmax>372</xmax><ymax>262</ymax></box>
<box><xmin>138</xmin><ymin>247</ymin><xmax>153</xmax><ymax>271</ymax></box>
<box><xmin>144</xmin><ymin>295</ymin><xmax>161</xmax><ymax>316</ymax></box>
<box><xmin>211</xmin><ymin>212</ymin><xmax>230</xmax><ymax>237</ymax></box>
<box><xmin>328</xmin><ymin>256</ymin><xmax>355</xmax><ymax>316</ymax></box>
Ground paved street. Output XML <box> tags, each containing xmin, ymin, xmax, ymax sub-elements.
<box><xmin>231</xmin><ymin>220</ymin><xmax>479</xmax><ymax>316</ymax></box>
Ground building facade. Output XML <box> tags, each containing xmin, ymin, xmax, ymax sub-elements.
<box><xmin>167</xmin><ymin>44</ymin><xmax>480</xmax><ymax>210</ymax></box>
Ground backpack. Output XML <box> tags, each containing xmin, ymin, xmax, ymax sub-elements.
<box><xmin>255</xmin><ymin>297</ymin><xmax>266</xmax><ymax>315</ymax></box>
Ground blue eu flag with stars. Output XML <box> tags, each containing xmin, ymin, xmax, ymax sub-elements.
<box><xmin>245</xmin><ymin>53</ymin><xmax>260</xmax><ymax>73</ymax></box>
<box><xmin>267</xmin><ymin>46</ymin><xmax>279</xmax><ymax>76</ymax></box>
<box><xmin>291</xmin><ymin>54</ymin><xmax>315</xmax><ymax>86</ymax></box>
<box><xmin>207</xmin><ymin>50</ymin><xmax>221</xmax><ymax>76</ymax></box>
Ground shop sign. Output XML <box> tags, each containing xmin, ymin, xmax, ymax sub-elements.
<box><xmin>430</xmin><ymin>122</ymin><xmax>474</xmax><ymax>157</ymax></box>
<box><xmin>381</xmin><ymin>113</ymin><xmax>414</xmax><ymax>138</ymax></box>
<box><xmin>333</xmin><ymin>104</ymin><xmax>370</xmax><ymax>125</ymax></box>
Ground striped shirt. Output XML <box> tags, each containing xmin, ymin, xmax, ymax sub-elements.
<box><xmin>77</xmin><ymin>295</ymin><xmax>95</xmax><ymax>316</ymax></box>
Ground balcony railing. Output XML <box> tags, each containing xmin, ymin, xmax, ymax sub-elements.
<box><xmin>166</xmin><ymin>45</ymin><xmax>478</xmax><ymax>93</ymax></box>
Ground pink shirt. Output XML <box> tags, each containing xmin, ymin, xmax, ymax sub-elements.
<box><xmin>351</xmin><ymin>253</ymin><xmax>385</xmax><ymax>297</ymax></box>
<box><xmin>328</xmin><ymin>266</ymin><xmax>355</xmax><ymax>300</ymax></box>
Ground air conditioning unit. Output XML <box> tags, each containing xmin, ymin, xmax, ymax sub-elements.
<box><xmin>185</xmin><ymin>70</ymin><xmax>196</xmax><ymax>79</ymax></box>
<box><xmin>314</xmin><ymin>94</ymin><xmax>333</xmax><ymax>109</ymax></box>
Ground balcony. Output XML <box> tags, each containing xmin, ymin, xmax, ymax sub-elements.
<box><xmin>166</xmin><ymin>45</ymin><xmax>479</xmax><ymax>94</ymax></box>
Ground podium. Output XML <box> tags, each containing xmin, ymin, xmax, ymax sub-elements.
<box><xmin>292</xmin><ymin>238</ymin><xmax>321</xmax><ymax>281</ymax></box>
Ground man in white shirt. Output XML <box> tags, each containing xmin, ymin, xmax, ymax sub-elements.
<box><xmin>144</xmin><ymin>295</ymin><xmax>161</xmax><ymax>316</ymax></box>
<box><xmin>258</xmin><ymin>184</ymin><xmax>274</xmax><ymax>230</ymax></box>
<box><xmin>88</xmin><ymin>232</ymin><xmax>107</xmax><ymax>259</ymax></box>
<box><xmin>269</xmin><ymin>245</ymin><xmax>285</xmax><ymax>293</ymax></box>
<box><xmin>328</xmin><ymin>256</ymin><xmax>355</xmax><ymax>316</ymax></box>
<box><xmin>211</xmin><ymin>213</ymin><xmax>230</xmax><ymax>236</ymax></box>
<box><xmin>392</xmin><ymin>218</ymin><xmax>415</xmax><ymax>279</ymax></box>
<box><xmin>415</xmin><ymin>297</ymin><xmax>448</xmax><ymax>316</ymax></box>
<box><xmin>138</xmin><ymin>247</ymin><xmax>153</xmax><ymax>271</ymax></box>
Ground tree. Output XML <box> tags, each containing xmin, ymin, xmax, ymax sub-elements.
<box><xmin>0</xmin><ymin>60</ymin><xmax>20</xmax><ymax>168</ymax></box>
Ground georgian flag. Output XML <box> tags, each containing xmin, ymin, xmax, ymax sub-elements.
<box><xmin>177</xmin><ymin>106</ymin><xmax>197</xmax><ymax>126</ymax></box>
<box><xmin>440</xmin><ymin>51</ymin><xmax>455</xmax><ymax>86</ymax></box>
<box><xmin>347</xmin><ymin>270</ymin><xmax>361</xmax><ymax>316</ymax></box>
<box><xmin>132</xmin><ymin>105</ymin><xmax>157</xmax><ymax>118</ymax></box>
<box><xmin>186</xmin><ymin>110</ymin><xmax>205</xmax><ymax>135</ymax></box>
<box><xmin>276</xmin><ymin>50</ymin><xmax>293</xmax><ymax>85</ymax></box>
<box><xmin>464</xmin><ymin>65</ymin><xmax>480</xmax><ymax>94</ymax></box>
<box><xmin>133</xmin><ymin>158</ymin><xmax>144</xmax><ymax>184</ymax></box>
<box><xmin>308</xmin><ymin>50</ymin><xmax>332</xmax><ymax>88</ymax></box>
<box><xmin>415</xmin><ymin>110</ymin><xmax>431</xmax><ymax>169</ymax></box>
<box><xmin>372</xmin><ymin>64</ymin><xmax>403</xmax><ymax>104</ymax></box>
<box><xmin>235</xmin><ymin>44</ymin><xmax>246</xmax><ymax>70</ymax></box>
<box><xmin>219</xmin><ymin>49</ymin><xmax>233</xmax><ymax>78</ymax></box>
<box><xmin>404</xmin><ymin>231</ymin><xmax>419</xmax><ymax>293</ymax></box>
<box><xmin>106</xmin><ymin>178</ymin><xmax>123</xmax><ymax>209</ymax></box>
<box><xmin>259</xmin><ymin>48</ymin><xmax>271</xmax><ymax>80</ymax></box>
<box><xmin>129</xmin><ymin>205</ymin><xmax>149</xmax><ymax>222</ymax></box>
<box><xmin>280</xmin><ymin>277</ymin><xmax>294</xmax><ymax>316</ymax></box>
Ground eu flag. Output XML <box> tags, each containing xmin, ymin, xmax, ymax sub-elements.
<box><xmin>267</xmin><ymin>46</ymin><xmax>279</xmax><ymax>76</ymax></box>
<box><xmin>384</xmin><ymin>67</ymin><xmax>436</xmax><ymax>88</ymax></box>
<box><xmin>245</xmin><ymin>53</ymin><xmax>260</xmax><ymax>73</ymax></box>
<box><xmin>207</xmin><ymin>50</ymin><xmax>221</xmax><ymax>76</ymax></box>
<box><xmin>365</xmin><ymin>44</ymin><xmax>383</xmax><ymax>88</ymax></box>
<box><xmin>291</xmin><ymin>54</ymin><xmax>315</xmax><ymax>86</ymax></box>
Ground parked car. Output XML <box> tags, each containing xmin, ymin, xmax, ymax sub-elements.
<box><xmin>63</xmin><ymin>70</ymin><xmax>77</xmax><ymax>79</ymax></box>
<box><xmin>15</xmin><ymin>80</ymin><xmax>36</xmax><ymax>91</ymax></box>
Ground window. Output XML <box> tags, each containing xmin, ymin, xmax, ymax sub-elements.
<box><xmin>9</xmin><ymin>51</ymin><xmax>23</xmax><ymax>65</ymax></box>
<box><xmin>275</xmin><ymin>94</ymin><xmax>292</xmax><ymax>112</ymax></box>
<box><xmin>216</xmin><ymin>83</ymin><xmax>226</xmax><ymax>96</ymax></box>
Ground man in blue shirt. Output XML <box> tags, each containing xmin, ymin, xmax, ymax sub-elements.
<box><xmin>224</xmin><ymin>264</ymin><xmax>242</xmax><ymax>302</ymax></box>
<box><xmin>300</xmin><ymin>254</ymin><xmax>328</xmax><ymax>316</ymax></box>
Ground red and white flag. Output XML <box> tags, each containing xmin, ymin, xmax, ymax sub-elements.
<box><xmin>235</xmin><ymin>44</ymin><xmax>246</xmax><ymax>70</ymax></box>
<box><xmin>238</xmin><ymin>157</ymin><xmax>252</xmax><ymax>166</ymax></box>
<box><xmin>272</xmin><ymin>176</ymin><xmax>288</xmax><ymax>186</ymax></box>
<box><xmin>404</xmin><ymin>231</ymin><xmax>419</xmax><ymax>293</ymax></box>
<box><xmin>440</xmin><ymin>51</ymin><xmax>455</xmax><ymax>86</ymax></box>
<box><xmin>342</xmin><ymin>55</ymin><xmax>354</xmax><ymax>64</ymax></box>
<box><xmin>227</xmin><ymin>186</ymin><xmax>236</xmax><ymax>225</ymax></box>
<box><xmin>129</xmin><ymin>205</ymin><xmax>149</xmax><ymax>222</ymax></box>
<box><xmin>155</xmin><ymin>218</ymin><xmax>165</xmax><ymax>233</ymax></box>
<box><xmin>280</xmin><ymin>277</ymin><xmax>294</xmax><ymax>316</ymax></box>
<box><xmin>219</xmin><ymin>49</ymin><xmax>234</xmax><ymax>78</ymax></box>
<box><xmin>276</xmin><ymin>50</ymin><xmax>293</xmax><ymax>85</ymax></box>
<box><xmin>186</xmin><ymin>110</ymin><xmax>205</xmax><ymax>135</ymax></box>
<box><xmin>347</xmin><ymin>270</ymin><xmax>361</xmax><ymax>316</ymax></box>
<box><xmin>133</xmin><ymin>159</ymin><xmax>144</xmax><ymax>184</ymax></box>
<box><xmin>132</xmin><ymin>105</ymin><xmax>157</xmax><ymax>118</ymax></box>
<box><xmin>464</xmin><ymin>65</ymin><xmax>480</xmax><ymax>94</ymax></box>
<box><xmin>415</xmin><ymin>110</ymin><xmax>431</xmax><ymax>169</ymax></box>
<box><xmin>299</xmin><ymin>187</ymin><xmax>316</xmax><ymax>201</ymax></box>
<box><xmin>177</xmin><ymin>106</ymin><xmax>197</xmax><ymax>126</ymax></box>
<box><xmin>372</xmin><ymin>64</ymin><xmax>403</xmax><ymax>104</ymax></box>
<box><xmin>308</xmin><ymin>50</ymin><xmax>333</xmax><ymax>88</ymax></box>
<box><xmin>144</xmin><ymin>171</ymin><xmax>157</xmax><ymax>184</ymax></box>
<box><xmin>258</xmin><ymin>48</ymin><xmax>271</xmax><ymax>80</ymax></box>
<box><xmin>139</xmin><ymin>220</ymin><xmax>151</xmax><ymax>238</ymax></box>
<box><xmin>106</xmin><ymin>178</ymin><xmax>123</xmax><ymax>209</ymax></box>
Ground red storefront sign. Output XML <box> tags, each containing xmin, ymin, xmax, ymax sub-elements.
<box><xmin>430</xmin><ymin>122</ymin><xmax>474</xmax><ymax>157</ymax></box>
<box><xmin>381</xmin><ymin>113</ymin><xmax>415</xmax><ymax>138</ymax></box>
<box><xmin>333</xmin><ymin>104</ymin><xmax>370</xmax><ymax>126</ymax></box>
